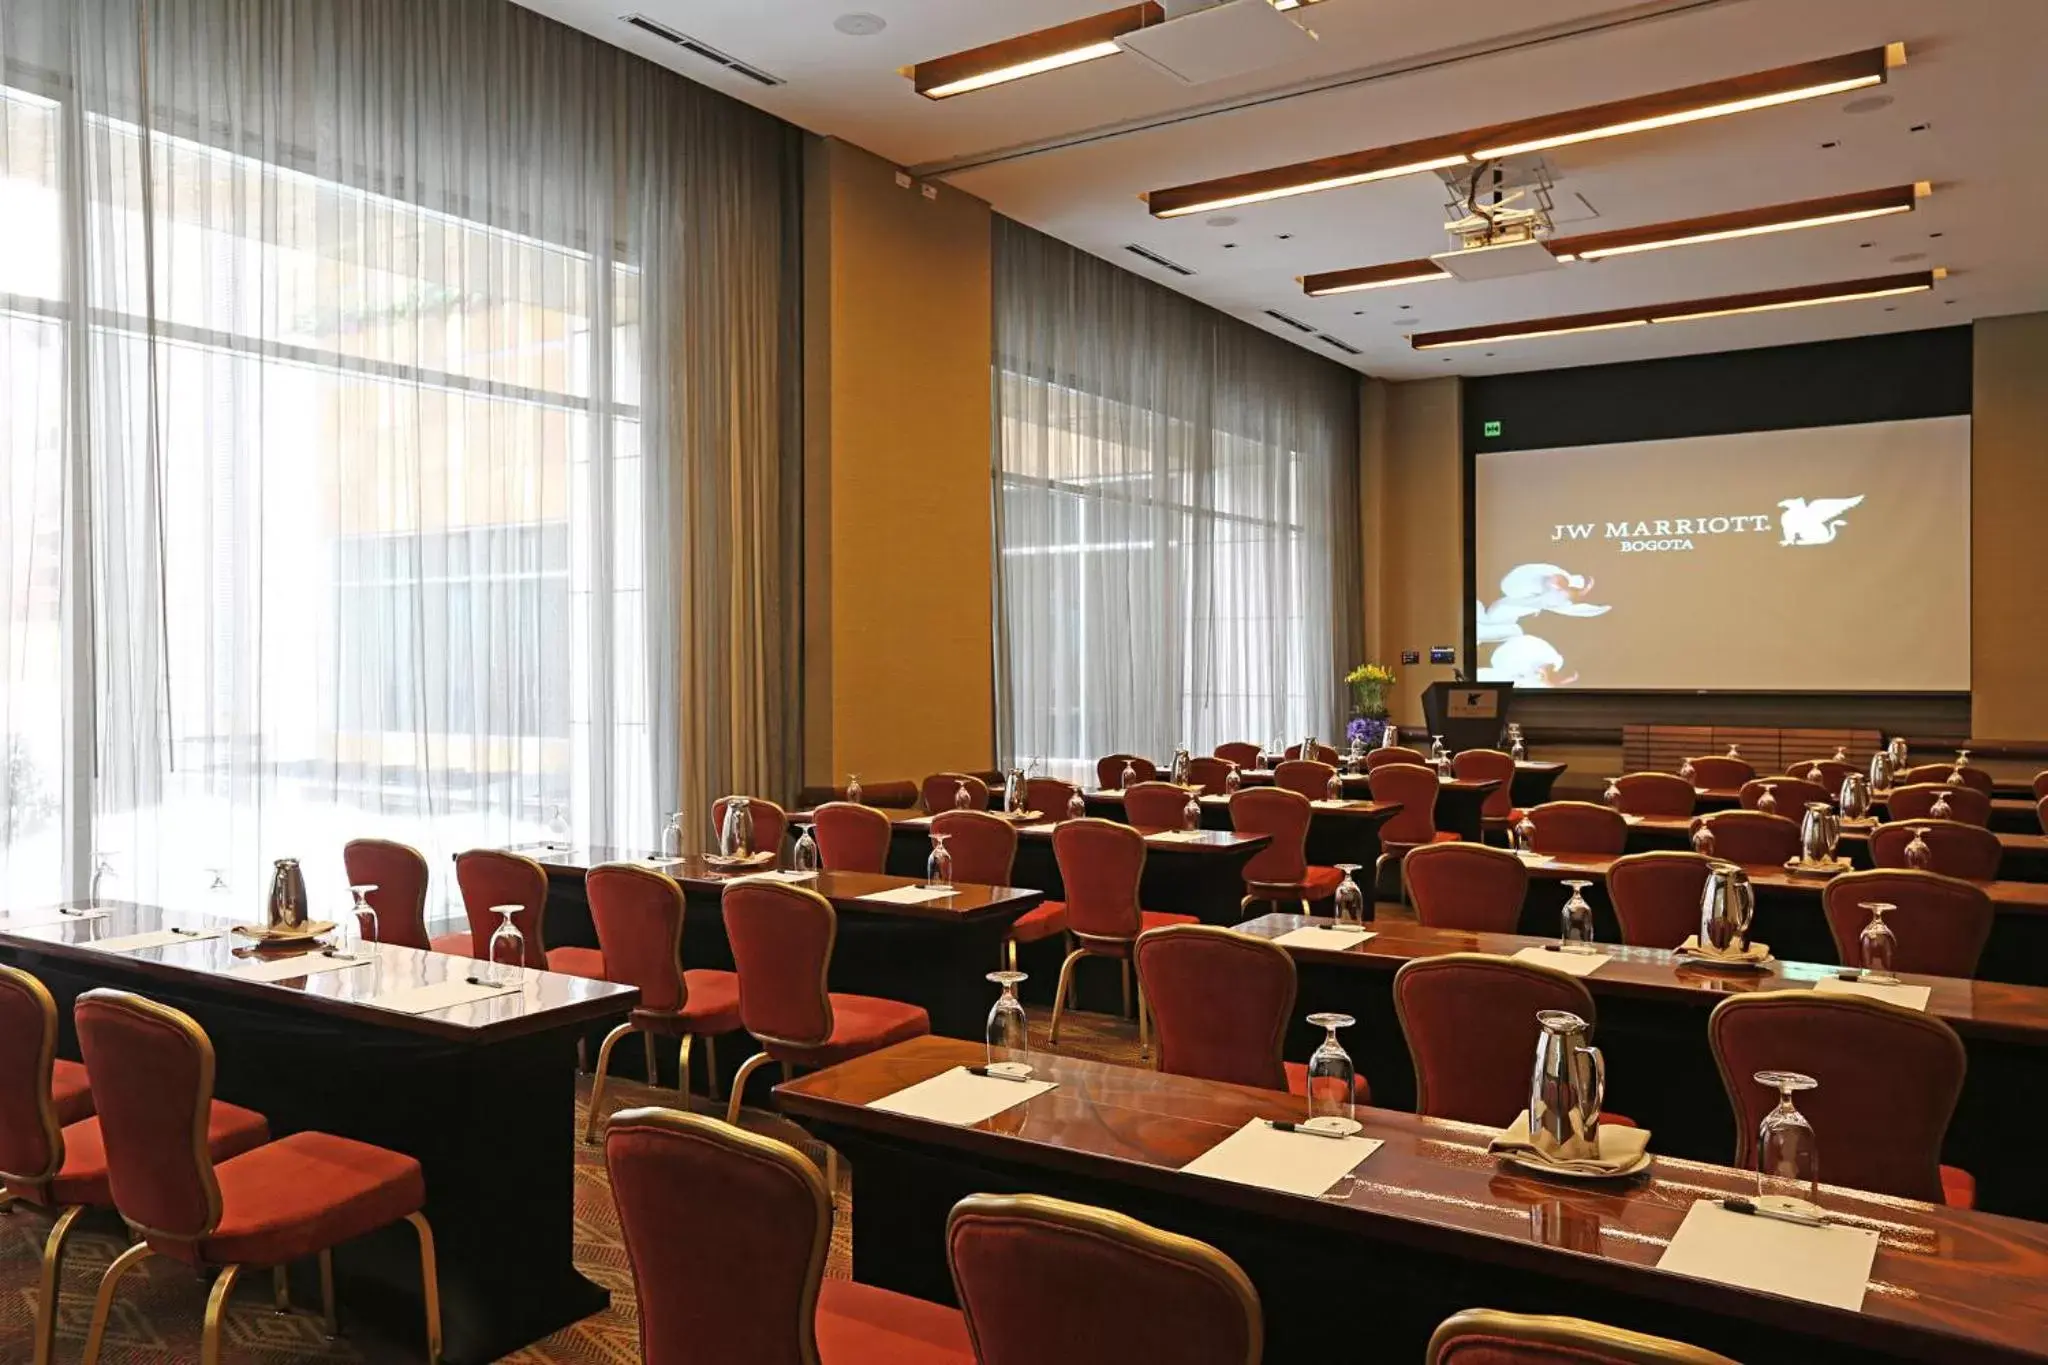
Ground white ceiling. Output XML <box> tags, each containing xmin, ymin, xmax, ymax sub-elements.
<box><xmin>517</xmin><ymin>0</ymin><xmax>2048</xmax><ymax>379</ymax></box>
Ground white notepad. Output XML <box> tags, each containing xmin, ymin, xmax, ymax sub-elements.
<box><xmin>866</xmin><ymin>1067</ymin><xmax>1056</xmax><ymax>1126</ymax></box>
<box><xmin>1512</xmin><ymin>946</ymin><xmax>1609</xmax><ymax>977</ymax></box>
<box><xmin>1812</xmin><ymin>975</ymin><xmax>1932</xmax><ymax>1011</ymax></box>
<box><xmin>1180</xmin><ymin>1118</ymin><xmax>1381</xmax><ymax>1198</ymax></box>
<box><xmin>86</xmin><ymin>928</ymin><xmax>222</xmax><ymax>954</ymax></box>
<box><xmin>229</xmin><ymin>952</ymin><xmax>376</xmax><ymax>984</ymax></box>
<box><xmin>0</xmin><ymin>908</ymin><xmax>112</xmax><ymax>931</ymax></box>
<box><xmin>366</xmin><ymin>977</ymin><xmax>522</xmax><ymax>1015</ymax></box>
<box><xmin>859</xmin><ymin>884</ymin><xmax>957</xmax><ymax>906</ymax></box>
<box><xmin>1310</xmin><ymin>799</ymin><xmax>1349</xmax><ymax>809</ymax></box>
<box><xmin>1146</xmin><ymin>830</ymin><xmax>1208</xmax><ymax>843</ymax></box>
<box><xmin>1272</xmin><ymin>926</ymin><xmax>1377</xmax><ymax>952</ymax></box>
<box><xmin>638</xmin><ymin>856</ymin><xmax>686</xmax><ymax>869</ymax></box>
<box><xmin>1657</xmin><ymin>1199</ymin><xmax>1878</xmax><ymax>1311</ymax></box>
<box><xmin>756</xmin><ymin>869</ymin><xmax>818</xmax><ymax>882</ymax></box>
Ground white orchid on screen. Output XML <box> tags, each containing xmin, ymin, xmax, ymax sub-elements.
<box><xmin>1482</xmin><ymin>634</ymin><xmax>1577</xmax><ymax>687</ymax></box>
<box><xmin>1475</xmin><ymin>563</ymin><xmax>1612</xmax><ymax>644</ymax></box>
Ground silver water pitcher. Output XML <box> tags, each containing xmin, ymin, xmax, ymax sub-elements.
<box><xmin>1530</xmin><ymin>1010</ymin><xmax>1604</xmax><ymax>1161</ymax></box>
<box><xmin>266</xmin><ymin>857</ymin><xmax>309</xmax><ymax>932</ymax></box>
<box><xmin>718</xmin><ymin>799</ymin><xmax>754</xmax><ymax>858</ymax></box>
<box><xmin>1169</xmin><ymin>747</ymin><xmax>1192</xmax><ymax>784</ymax></box>
<box><xmin>1839</xmin><ymin>773</ymin><xmax>1872</xmax><ymax>822</ymax></box>
<box><xmin>1003</xmin><ymin>765</ymin><xmax>1027</xmax><ymax>813</ymax></box>
<box><xmin>1381</xmin><ymin>723</ymin><xmax>1400</xmax><ymax>750</ymax></box>
<box><xmin>1867</xmin><ymin>750</ymin><xmax>1896</xmax><ymax>794</ymax></box>
<box><xmin>1699</xmin><ymin>861</ymin><xmax>1755</xmax><ymax>952</ymax></box>
<box><xmin>1799</xmin><ymin>802</ymin><xmax>1840</xmax><ymax>865</ymax></box>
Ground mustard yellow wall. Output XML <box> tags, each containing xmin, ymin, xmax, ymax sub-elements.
<box><xmin>802</xmin><ymin>138</ymin><xmax>994</xmax><ymax>785</ymax></box>
<box><xmin>1361</xmin><ymin>375</ymin><xmax>1464</xmax><ymax>727</ymax></box>
<box><xmin>1970</xmin><ymin>312</ymin><xmax>2048</xmax><ymax>738</ymax></box>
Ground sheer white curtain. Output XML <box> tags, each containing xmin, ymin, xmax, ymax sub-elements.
<box><xmin>993</xmin><ymin>219</ymin><xmax>1362</xmax><ymax>783</ymax></box>
<box><xmin>0</xmin><ymin>0</ymin><xmax>800</xmax><ymax>909</ymax></box>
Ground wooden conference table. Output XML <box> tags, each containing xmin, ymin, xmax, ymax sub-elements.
<box><xmin>777</xmin><ymin>1036</ymin><xmax>2048</xmax><ymax>1365</ymax></box>
<box><xmin>1079</xmin><ymin>788</ymin><xmax>1402</xmax><ymax>871</ymax></box>
<box><xmin>1625</xmin><ymin>814</ymin><xmax>2048</xmax><ymax>882</ymax></box>
<box><xmin>1233</xmin><ymin>769</ymin><xmax>1502</xmax><ymax>841</ymax></box>
<box><xmin>0</xmin><ymin>898</ymin><xmax>636</xmax><ymax>1365</ymax></box>
<box><xmin>1236</xmin><ymin>912</ymin><xmax>2048</xmax><ymax>1222</ymax></box>
<box><xmin>1697</xmin><ymin>787</ymin><xmax>2042</xmax><ymax>835</ymax></box>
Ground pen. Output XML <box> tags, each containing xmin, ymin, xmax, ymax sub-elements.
<box><xmin>1266</xmin><ymin>1119</ymin><xmax>1346</xmax><ymax>1140</ymax></box>
<box><xmin>965</xmin><ymin>1065</ymin><xmax>1031</xmax><ymax>1083</ymax></box>
<box><xmin>168</xmin><ymin>926</ymin><xmax>204</xmax><ymax>937</ymax></box>
<box><xmin>1720</xmin><ymin>1196</ymin><xmax>1829</xmax><ymax>1227</ymax></box>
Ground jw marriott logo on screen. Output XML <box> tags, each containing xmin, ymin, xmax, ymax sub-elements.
<box><xmin>1549</xmin><ymin>495</ymin><xmax>1864</xmax><ymax>553</ymax></box>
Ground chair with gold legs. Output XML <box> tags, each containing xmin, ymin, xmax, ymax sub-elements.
<box><xmin>73</xmin><ymin>989</ymin><xmax>442</xmax><ymax>1365</ymax></box>
<box><xmin>1046</xmin><ymin>820</ymin><xmax>1195</xmax><ymax>1056</ymax></box>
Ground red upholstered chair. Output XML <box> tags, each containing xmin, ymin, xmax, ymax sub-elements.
<box><xmin>1213</xmin><ymin>742</ymin><xmax>1262</xmax><ymax>771</ymax></box>
<box><xmin>1027</xmin><ymin>777</ymin><xmax>1082</xmax><ymax>820</ymax></box>
<box><xmin>931</xmin><ymin>809</ymin><xmax>1019</xmax><ymax>886</ymax></box>
<box><xmin>1709</xmin><ymin>991</ymin><xmax>1973</xmax><ymax>1206</ymax></box>
<box><xmin>1365</xmin><ymin>745</ymin><xmax>1428</xmax><ymax>771</ymax></box>
<box><xmin>1453</xmin><ymin>749</ymin><xmax>1520</xmax><ymax>833</ymax></box>
<box><xmin>606</xmin><ymin>1107</ymin><xmax>970</xmax><ymax>1365</ymax></box>
<box><xmin>72</xmin><ymin>990</ymin><xmax>438</xmax><ymax>1365</ymax></box>
<box><xmin>438</xmin><ymin>848</ymin><xmax>550</xmax><ymax>967</ymax></box>
<box><xmin>1739</xmin><ymin>776</ymin><xmax>1829</xmax><ymax>815</ymax></box>
<box><xmin>1403</xmin><ymin>842</ymin><xmax>1527</xmax><ymax>934</ymax></box>
<box><xmin>1886</xmin><ymin>782</ymin><xmax>1990</xmax><ymax>827</ymax></box>
<box><xmin>1229</xmin><ymin>787</ymin><xmax>1342</xmax><ymax>916</ymax></box>
<box><xmin>1822</xmin><ymin>869</ymin><xmax>1992</xmax><ymax>978</ymax></box>
<box><xmin>581</xmin><ymin>863</ymin><xmax>745</xmax><ymax>1143</ymax></box>
<box><xmin>1283</xmin><ymin>742</ymin><xmax>1339</xmax><ymax>765</ymax></box>
<box><xmin>1394</xmin><ymin>954</ymin><xmax>1629</xmax><ymax>1129</ymax></box>
<box><xmin>797</xmin><ymin>779</ymin><xmax>919</xmax><ymax>810</ymax></box>
<box><xmin>1524</xmin><ymin>801</ymin><xmax>1626</xmax><ymax>856</ymax></box>
<box><xmin>921</xmin><ymin>773</ymin><xmax>989</xmax><ymax>815</ymax></box>
<box><xmin>1691</xmin><ymin>810</ymin><xmax>1799</xmax><ymax>866</ymax></box>
<box><xmin>1870</xmin><ymin>820</ymin><xmax>2002</xmax><ymax>881</ymax></box>
<box><xmin>2034</xmin><ymin>771</ymin><xmax>2048</xmax><ymax>801</ymax></box>
<box><xmin>1607</xmin><ymin>852</ymin><xmax>1714</xmax><ymax>949</ymax></box>
<box><xmin>1125</xmin><ymin>780</ymin><xmax>1195</xmax><ymax>828</ymax></box>
<box><xmin>2040</xmin><ymin>794</ymin><xmax>2048</xmax><ymax>837</ymax></box>
<box><xmin>812</xmin><ymin>801</ymin><xmax>893</xmax><ymax>874</ymax></box>
<box><xmin>722</xmin><ymin>880</ymin><xmax>931</xmax><ymax>1126</ymax></box>
<box><xmin>1427</xmin><ymin>1308</ymin><xmax>1737</xmax><ymax>1365</ymax></box>
<box><xmin>1610</xmin><ymin>772</ymin><xmax>1696</xmax><ymax>818</ymax></box>
<box><xmin>947</xmin><ymin>1193</ymin><xmax>1261</xmax><ymax>1365</ymax></box>
<box><xmin>712</xmin><ymin>796</ymin><xmax>789</xmax><ymax>855</ymax></box>
<box><xmin>1682</xmin><ymin>755</ymin><xmax>1753</xmax><ymax>790</ymax></box>
<box><xmin>1786</xmin><ymin>758</ymin><xmax>1857</xmax><ymax>793</ymax></box>
<box><xmin>1369</xmin><ymin>763</ymin><xmax>1459</xmax><ymax>892</ymax></box>
<box><xmin>1095</xmin><ymin>754</ymin><xmax>1158</xmax><ymax>790</ymax></box>
<box><xmin>1046</xmin><ymin>820</ymin><xmax>1196</xmax><ymax>1051</ymax></box>
<box><xmin>1272</xmin><ymin>759</ymin><xmax>1335</xmax><ymax>801</ymax></box>
<box><xmin>1184</xmin><ymin>756</ymin><xmax>1235</xmax><ymax>796</ymax></box>
<box><xmin>341</xmin><ymin>837</ymin><xmax>432</xmax><ymax>951</ymax></box>
<box><xmin>1901</xmin><ymin>763</ymin><xmax>1993</xmax><ymax>795</ymax></box>
<box><xmin>1134</xmin><ymin>925</ymin><xmax>1367</xmax><ymax>1103</ymax></box>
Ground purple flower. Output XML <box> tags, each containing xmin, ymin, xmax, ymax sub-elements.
<box><xmin>1347</xmin><ymin>716</ymin><xmax>1383</xmax><ymax>748</ymax></box>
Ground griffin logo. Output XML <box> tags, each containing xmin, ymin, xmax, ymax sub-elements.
<box><xmin>1777</xmin><ymin>496</ymin><xmax>1864</xmax><ymax>546</ymax></box>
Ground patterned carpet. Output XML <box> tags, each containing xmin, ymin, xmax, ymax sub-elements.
<box><xmin>0</xmin><ymin>1009</ymin><xmax>1147</xmax><ymax>1365</ymax></box>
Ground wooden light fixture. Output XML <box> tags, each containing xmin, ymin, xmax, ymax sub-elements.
<box><xmin>908</xmin><ymin>4</ymin><xmax>1164</xmax><ymax>100</ymax></box>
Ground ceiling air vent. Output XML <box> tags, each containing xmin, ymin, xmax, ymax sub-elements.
<box><xmin>621</xmin><ymin>14</ymin><xmax>785</xmax><ymax>86</ymax></box>
<box><xmin>1318</xmin><ymin>334</ymin><xmax>1362</xmax><ymax>355</ymax></box>
<box><xmin>1123</xmin><ymin>243</ymin><xmax>1195</xmax><ymax>276</ymax></box>
<box><xmin>1263</xmin><ymin>308</ymin><xmax>1317</xmax><ymax>334</ymax></box>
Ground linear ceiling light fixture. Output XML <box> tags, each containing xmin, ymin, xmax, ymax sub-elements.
<box><xmin>909</xmin><ymin>3</ymin><xmax>1163</xmax><ymax>99</ymax></box>
<box><xmin>1408</xmin><ymin>269</ymin><xmax>1942</xmax><ymax>349</ymax></box>
<box><xmin>1149</xmin><ymin>43</ymin><xmax>1904</xmax><ymax>217</ymax></box>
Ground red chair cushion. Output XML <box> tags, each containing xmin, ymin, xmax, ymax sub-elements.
<box><xmin>770</xmin><ymin>995</ymin><xmax>930</xmax><ymax>1069</ymax></box>
<box><xmin>41</xmin><ymin>1101</ymin><xmax>269</xmax><ymax>1210</ymax></box>
<box><xmin>1297</xmin><ymin>866</ymin><xmax>1344</xmax><ymax>898</ymax></box>
<box><xmin>1281</xmin><ymin>1061</ymin><xmax>1371</xmax><ymax>1103</ymax></box>
<box><xmin>636</xmin><ymin>969</ymin><xmax>744</xmax><ymax>1037</ymax></box>
<box><xmin>51</xmin><ymin>1058</ymin><xmax>93</xmax><ymax>1126</ymax></box>
<box><xmin>1941</xmin><ymin>1164</ymin><xmax>1976</xmax><ymax>1209</ymax></box>
<box><xmin>814</xmin><ymin>1278</ymin><xmax>973</xmax><ymax>1364</ymax></box>
<box><xmin>1141</xmin><ymin>910</ymin><xmax>1198</xmax><ymax>933</ymax></box>
<box><xmin>1006</xmin><ymin>901</ymin><xmax>1068</xmax><ymax>944</ymax></box>
<box><xmin>188</xmin><ymin>1131</ymin><xmax>425</xmax><ymax>1267</ymax></box>
<box><xmin>545</xmin><ymin>946</ymin><xmax>606</xmax><ymax>980</ymax></box>
<box><xmin>430</xmin><ymin>931</ymin><xmax>474</xmax><ymax>959</ymax></box>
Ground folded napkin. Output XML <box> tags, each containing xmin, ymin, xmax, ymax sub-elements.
<box><xmin>1675</xmin><ymin>935</ymin><xmax>1772</xmax><ymax>965</ymax></box>
<box><xmin>1490</xmin><ymin>1110</ymin><xmax>1652</xmax><ymax>1174</ymax></box>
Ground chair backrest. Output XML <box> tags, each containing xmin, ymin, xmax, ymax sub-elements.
<box><xmin>1404</xmin><ymin>843</ymin><xmax>1527</xmax><ymax>934</ymax></box>
<box><xmin>1607</xmin><ymin>852</ymin><xmax>1713</xmax><ymax>949</ymax></box>
<box><xmin>1393</xmin><ymin>954</ymin><xmax>1596</xmax><ymax>1126</ymax></box>
<box><xmin>72</xmin><ymin>990</ymin><xmax>223</xmax><ymax>1243</ymax></box>
<box><xmin>1366</xmin><ymin>746</ymin><xmax>1427</xmax><ymax>771</ymax></box>
<box><xmin>0</xmin><ymin>965</ymin><xmax>64</xmax><ymax>1187</ymax></box>
<box><xmin>605</xmin><ymin>1106</ymin><xmax>829</xmax><ymax>1365</ymax></box>
<box><xmin>1124</xmin><ymin>780</ymin><xmax>1194</xmax><ymax>828</ymax></box>
<box><xmin>1683</xmin><ymin>755</ymin><xmax>1754</xmax><ymax>789</ymax></box>
<box><xmin>795</xmin><ymin>779</ymin><xmax>918</xmax><ymax>810</ymax></box>
<box><xmin>931</xmin><ymin>810</ymin><xmax>1019</xmax><ymax>886</ymax></box>
<box><xmin>948</xmin><ymin>1193</ymin><xmax>1262</xmax><ymax>1365</ymax></box>
<box><xmin>1786</xmin><ymin>758</ymin><xmax>1857</xmax><ymax>793</ymax></box>
<box><xmin>588</xmin><ymin>863</ymin><xmax>687</xmax><ymax>1013</ymax></box>
<box><xmin>1693</xmin><ymin>810</ymin><xmax>1799</xmax><ymax>866</ymax></box>
<box><xmin>1134</xmin><ymin>926</ymin><xmax>1293</xmax><ymax>1093</ymax></box>
<box><xmin>1739</xmin><ymin>776</ymin><xmax>1828</xmax><ymax>814</ymax></box>
<box><xmin>453</xmin><ymin>848</ymin><xmax>550</xmax><ymax>966</ymax></box>
<box><xmin>1368</xmin><ymin>763</ymin><xmax>1441</xmax><ymax>845</ymax></box>
<box><xmin>1283</xmin><ymin>742</ymin><xmax>1338</xmax><ymax>765</ymax></box>
<box><xmin>1095</xmin><ymin>754</ymin><xmax>1158</xmax><ymax>790</ymax></box>
<box><xmin>1708</xmin><ymin>992</ymin><xmax>1964</xmax><ymax>1204</ymax></box>
<box><xmin>1870</xmin><ymin>820</ymin><xmax>2002</xmax><ymax>881</ymax></box>
<box><xmin>1427</xmin><ymin>1309</ymin><xmax>1737</xmax><ymax>1365</ymax></box>
<box><xmin>712</xmin><ymin>797</ymin><xmax>789</xmax><ymax>855</ymax></box>
<box><xmin>1271</xmin><ymin>759</ymin><xmax>1334</xmax><ymax>802</ymax></box>
<box><xmin>1213</xmin><ymin>742</ymin><xmax>1262</xmax><ymax>770</ymax></box>
<box><xmin>1610</xmin><ymin>772</ymin><xmax>1696</xmax><ymax>818</ymax></box>
<box><xmin>921</xmin><ymin>773</ymin><xmax>989</xmax><ymax>815</ymax></box>
<box><xmin>1027</xmin><ymin>777</ymin><xmax>1082</xmax><ymax>820</ymax></box>
<box><xmin>1051</xmin><ymin>820</ymin><xmax>1147</xmax><ymax>942</ymax></box>
<box><xmin>342</xmin><ymin>838</ymin><xmax>432</xmax><ymax>950</ymax></box>
<box><xmin>1822</xmin><ymin>869</ymin><xmax>1993</xmax><ymax>978</ymax></box>
<box><xmin>1886</xmin><ymin>782</ymin><xmax>1990</xmax><ymax>826</ymax></box>
<box><xmin>1228</xmin><ymin>787</ymin><xmax>1311</xmax><ymax>886</ymax></box>
<box><xmin>2040</xmin><ymin>794</ymin><xmax>2048</xmax><ymax>837</ymax></box>
<box><xmin>810</xmin><ymin>802</ymin><xmax>893</xmax><ymax>873</ymax></box>
<box><xmin>1525</xmin><ymin>801</ymin><xmax>1625</xmax><ymax>856</ymax></box>
<box><xmin>723</xmin><ymin>880</ymin><xmax>837</xmax><ymax>1046</ymax></box>
<box><xmin>2034</xmin><ymin>770</ymin><xmax>2048</xmax><ymax>801</ymax></box>
<box><xmin>1452</xmin><ymin>749</ymin><xmax>1516</xmax><ymax>820</ymax></box>
<box><xmin>1184</xmin><ymin>756</ymin><xmax>1235</xmax><ymax>796</ymax></box>
<box><xmin>1901</xmin><ymin>763</ymin><xmax>1993</xmax><ymax>795</ymax></box>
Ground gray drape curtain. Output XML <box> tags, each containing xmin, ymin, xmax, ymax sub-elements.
<box><xmin>0</xmin><ymin>0</ymin><xmax>800</xmax><ymax>907</ymax></box>
<box><xmin>992</xmin><ymin>218</ymin><xmax>1362</xmax><ymax>782</ymax></box>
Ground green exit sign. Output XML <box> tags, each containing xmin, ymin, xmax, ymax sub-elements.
<box><xmin>1483</xmin><ymin>420</ymin><xmax>1502</xmax><ymax>438</ymax></box>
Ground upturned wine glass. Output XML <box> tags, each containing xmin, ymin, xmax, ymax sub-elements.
<box><xmin>1325</xmin><ymin>769</ymin><xmax>1344</xmax><ymax>802</ymax></box>
<box><xmin>1726</xmin><ymin>743</ymin><xmax>1741</xmax><ymax>759</ymax></box>
<box><xmin>985</xmin><ymin>970</ymin><xmax>1030</xmax><ymax>1073</ymax></box>
<box><xmin>1679</xmin><ymin>757</ymin><xmax>1697</xmax><ymax>783</ymax></box>
<box><xmin>1757</xmin><ymin>782</ymin><xmax>1779</xmax><ymax>816</ymax></box>
<box><xmin>1119</xmin><ymin>760</ymin><xmax>1137</xmax><ymax>790</ymax></box>
<box><xmin>792</xmin><ymin>825</ymin><xmax>820</xmax><ymax>873</ymax></box>
<box><xmin>1559</xmin><ymin>880</ymin><xmax>1595</xmax><ymax>952</ymax></box>
<box><xmin>1754</xmin><ymin>1070</ymin><xmax>1821</xmax><ymax>1204</ymax></box>
<box><xmin>1304</xmin><ymin>1013</ymin><xmax>1361</xmax><ymax>1132</ymax></box>
<box><xmin>1515</xmin><ymin>816</ymin><xmax>1537</xmax><ymax>854</ymax></box>
<box><xmin>954</xmin><ymin>781</ymin><xmax>975</xmax><ymax>810</ymax></box>
<box><xmin>660</xmin><ymin>811</ymin><xmax>684</xmax><ymax>859</ymax></box>
<box><xmin>1858</xmin><ymin>902</ymin><xmax>1899</xmax><ymax>983</ymax></box>
<box><xmin>346</xmin><ymin>884</ymin><xmax>379</xmax><ymax>955</ymax></box>
<box><xmin>1181</xmin><ymin>793</ymin><xmax>1202</xmax><ymax>830</ymax></box>
<box><xmin>927</xmin><ymin>832</ymin><xmax>953</xmax><ymax>888</ymax></box>
<box><xmin>847</xmin><ymin>773</ymin><xmax>864</xmax><ymax>805</ymax></box>
<box><xmin>1691</xmin><ymin>822</ymin><xmax>1717</xmax><ymax>856</ymax></box>
<box><xmin>1065</xmin><ymin>789</ymin><xmax>1087</xmax><ymax>821</ymax></box>
<box><xmin>1333</xmin><ymin>865</ymin><xmax>1366</xmax><ymax>925</ymax></box>
<box><xmin>546</xmin><ymin>804</ymin><xmax>571</xmax><ymax>851</ymax></box>
<box><xmin>487</xmin><ymin>905</ymin><xmax>525</xmax><ymax>986</ymax></box>
<box><xmin>1603</xmin><ymin>776</ymin><xmax>1621</xmax><ymax>806</ymax></box>
<box><xmin>1224</xmin><ymin>763</ymin><xmax>1241</xmax><ymax>795</ymax></box>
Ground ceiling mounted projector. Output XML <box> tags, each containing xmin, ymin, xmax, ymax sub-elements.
<box><xmin>1115</xmin><ymin>0</ymin><xmax>1319</xmax><ymax>86</ymax></box>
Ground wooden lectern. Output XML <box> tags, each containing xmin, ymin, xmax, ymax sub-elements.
<box><xmin>1420</xmin><ymin>681</ymin><xmax>1515</xmax><ymax>754</ymax></box>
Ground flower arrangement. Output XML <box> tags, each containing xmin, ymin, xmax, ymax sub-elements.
<box><xmin>1346</xmin><ymin>715</ymin><xmax>1385</xmax><ymax>750</ymax></box>
<box><xmin>1345</xmin><ymin>662</ymin><xmax>1394</xmax><ymax>717</ymax></box>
